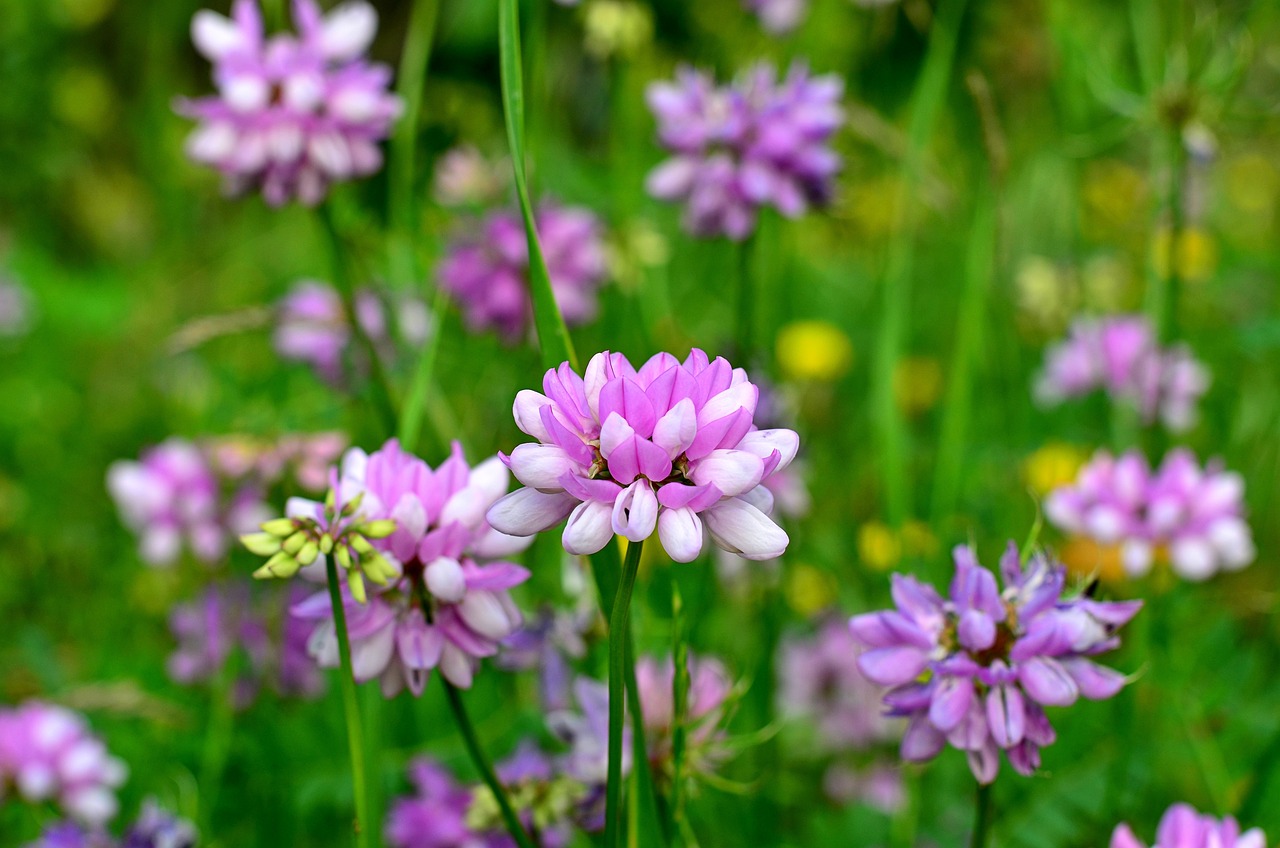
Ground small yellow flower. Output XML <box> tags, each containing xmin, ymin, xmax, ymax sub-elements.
<box><xmin>1023</xmin><ymin>443</ymin><xmax>1088</xmax><ymax>497</ymax></box>
<box><xmin>776</xmin><ymin>320</ymin><xmax>854</xmax><ymax>382</ymax></box>
<box><xmin>784</xmin><ymin>563</ymin><xmax>837</xmax><ymax>617</ymax></box>
<box><xmin>1151</xmin><ymin>227</ymin><xmax>1218</xmax><ymax>284</ymax></box>
<box><xmin>1058</xmin><ymin>537</ymin><xmax>1127</xmax><ymax>584</ymax></box>
<box><xmin>857</xmin><ymin>522</ymin><xmax>902</xmax><ymax>572</ymax></box>
<box><xmin>893</xmin><ymin>356</ymin><xmax>943</xmax><ymax>416</ymax></box>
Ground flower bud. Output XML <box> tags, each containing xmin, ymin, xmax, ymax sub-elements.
<box><xmin>361</xmin><ymin>519</ymin><xmax>397</xmax><ymax>539</ymax></box>
<box><xmin>255</xmin><ymin>551</ymin><xmax>301</xmax><ymax>579</ymax></box>
<box><xmin>350</xmin><ymin>534</ymin><xmax>375</xmax><ymax>556</ymax></box>
<box><xmin>261</xmin><ymin>518</ymin><xmax>297</xmax><ymax>537</ymax></box>
<box><xmin>241</xmin><ymin>532</ymin><xmax>281</xmax><ymax>556</ymax></box>
<box><xmin>348</xmin><ymin>571</ymin><xmax>368</xmax><ymax>604</ymax></box>
<box><xmin>335</xmin><ymin>544</ymin><xmax>354</xmax><ymax>570</ymax></box>
<box><xmin>297</xmin><ymin>540</ymin><xmax>320</xmax><ymax>566</ymax></box>
<box><xmin>282</xmin><ymin>531</ymin><xmax>309</xmax><ymax>555</ymax></box>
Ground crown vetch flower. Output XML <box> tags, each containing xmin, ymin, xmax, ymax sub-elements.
<box><xmin>288</xmin><ymin>440</ymin><xmax>533</xmax><ymax>693</ymax></box>
<box><xmin>177</xmin><ymin>0</ymin><xmax>402</xmax><ymax>205</ymax></box>
<box><xmin>1111</xmin><ymin>804</ymin><xmax>1266</xmax><ymax>848</ymax></box>
<box><xmin>744</xmin><ymin>0</ymin><xmax>809</xmax><ymax>33</ymax></box>
<box><xmin>1035</xmin><ymin>315</ymin><xmax>1210</xmax><ymax>432</ymax></box>
<box><xmin>486</xmin><ymin>349</ymin><xmax>798</xmax><ymax>562</ymax></box>
<box><xmin>635</xmin><ymin>653</ymin><xmax>735</xmax><ymax>781</ymax></box>
<box><xmin>646</xmin><ymin>63</ymin><xmax>843</xmax><ymax>240</ymax></box>
<box><xmin>385</xmin><ymin>758</ymin><xmax>506</xmax><ymax>848</ymax></box>
<box><xmin>851</xmin><ymin>543</ymin><xmax>1141</xmax><ymax>784</ymax></box>
<box><xmin>107</xmin><ymin>438</ymin><xmax>269</xmax><ymax>567</ymax></box>
<box><xmin>0</xmin><ymin>702</ymin><xmax>128</xmax><ymax>826</ymax></box>
<box><xmin>1045</xmin><ymin>448</ymin><xmax>1254</xmax><ymax>581</ymax></box>
<box><xmin>438</xmin><ymin>203</ymin><xmax>608</xmax><ymax>341</ymax></box>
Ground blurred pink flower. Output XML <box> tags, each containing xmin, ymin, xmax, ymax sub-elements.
<box><xmin>177</xmin><ymin>0</ymin><xmax>402</xmax><ymax>205</ymax></box>
<box><xmin>1111</xmin><ymin>804</ymin><xmax>1265</xmax><ymax>848</ymax></box>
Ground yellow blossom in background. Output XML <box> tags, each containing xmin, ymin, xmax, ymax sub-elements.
<box><xmin>1151</xmin><ymin>227</ymin><xmax>1218</xmax><ymax>284</ymax></box>
<box><xmin>1058</xmin><ymin>537</ymin><xmax>1127</xmax><ymax>584</ymax></box>
<box><xmin>784</xmin><ymin>563</ymin><xmax>837</xmax><ymax>616</ymax></box>
<box><xmin>1015</xmin><ymin>255</ymin><xmax>1077</xmax><ymax>334</ymax></box>
<box><xmin>1023</xmin><ymin>442</ymin><xmax>1088</xmax><ymax>497</ymax></box>
<box><xmin>583</xmin><ymin>0</ymin><xmax>654</xmax><ymax>60</ymax></box>
<box><xmin>776</xmin><ymin>320</ymin><xmax>854</xmax><ymax>382</ymax></box>
<box><xmin>858</xmin><ymin>522</ymin><xmax>902</xmax><ymax>571</ymax></box>
<box><xmin>893</xmin><ymin>356</ymin><xmax>943</xmax><ymax>416</ymax></box>
<box><xmin>1081</xmin><ymin>159</ymin><xmax>1147</xmax><ymax>241</ymax></box>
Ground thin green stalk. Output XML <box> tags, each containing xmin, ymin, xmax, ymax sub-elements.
<box><xmin>871</xmin><ymin>0</ymin><xmax>969</xmax><ymax>526</ymax></box>
<box><xmin>605</xmin><ymin>540</ymin><xmax>645</xmax><ymax>848</ymax></box>
<box><xmin>441</xmin><ymin>682</ymin><xmax>538</xmax><ymax>848</ymax></box>
<box><xmin>397</xmin><ymin>283</ymin><xmax>449</xmax><ymax>454</ymax></box>
<box><xmin>317</xmin><ymin>204</ymin><xmax>400</xmax><ymax>435</ymax></box>
<box><xmin>623</xmin><ymin>631</ymin><xmax>666</xmax><ymax>846</ymax></box>
<box><xmin>197</xmin><ymin>648</ymin><xmax>239</xmax><ymax>837</ymax></box>
<box><xmin>389</xmin><ymin>0</ymin><xmax>440</xmax><ymax>239</ymax></box>
<box><xmin>931</xmin><ymin>187</ymin><xmax>996</xmax><ymax>523</ymax></box>
<box><xmin>669</xmin><ymin>583</ymin><xmax>689</xmax><ymax>837</ymax></box>
<box><xmin>970</xmin><ymin>781</ymin><xmax>993</xmax><ymax>848</ymax></box>
<box><xmin>325</xmin><ymin>556</ymin><xmax>371</xmax><ymax>848</ymax></box>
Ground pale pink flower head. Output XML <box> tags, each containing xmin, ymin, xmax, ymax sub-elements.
<box><xmin>487</xmin><ymin>349</ymin><xmax>798</xmax><ymax>562</ymax></box>
<box><xmin>1111</xmin><ymin>804</ymin><xmax>1266</xmax><ymax>848</ymax></box>
<box><xmin>635</xmin><ymin>653</ymin><xmax>733</xmax><ymax>748</ymax></box>
<box><xmin>744</xmin><ymin>0</ymin><xmax>809</xmax><ymax>34</ymax></box>
<box><xmin>107</xmin><ymin>438</ymin><xmax>269</xmax><ymax>566</ymax></box>
<box><xmin>437</xmin><ymin>203</ymin><xmax>608</xmax><ymax>341</ymax></box>
<box><xmin>177</xmin><ymin>0</ymin><xmax>402</xmax><ymax>205</ymax></box>
<box><xmin>0</xmin><ymin>702</ymin><xmax>128</xmax><ymax>826</ymax></box>
<box><xmin>1045</xmin><ymin>449</ymin><xmax>1254</xmax><ymax>581</ymax></box>
<box><xmin>291</xmin><ymin>440</ymin><xmax>533</xmax><ymax>693</ymax></box>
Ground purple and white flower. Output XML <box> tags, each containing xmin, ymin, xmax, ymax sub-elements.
<box><xmin>487</xmin><ymin>349</ymin><xmax>798</xmax><ymax>563</ymax></box>
<box><xmin>1045</xmin><ymin>449</ymin><xmax>1255</xmax><ymax>581</ymax></box>
<box><xmin>1111</xmin><ymin>803</ymin><xmax>1265</xmax><ymax>848</ymax></box>
<box><xmin>177</xmin><ymin>0</ymin><xmax>402</xmax><ymax>205</ymax></box>
<box><xmin>851</xmin><ymin>542</ymin><xmax>1141</xmax><ymax>783</ymax></box>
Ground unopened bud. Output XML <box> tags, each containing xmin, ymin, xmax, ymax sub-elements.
<box><xmin>297</xmin><ymin>540</ymin><xmax>320</xmax><ymax>566</ymax></box>
<box><xmin>350</xmin><ymin>534</ymin><xmax>375</xmax><ymax>556</ymax></box>
<box><xmin>335</xmin><ymin>544</ymin><xmax>354</xmax><ymax>571</ymax></box>
<box><xmin>241</xmin><ymin>533</ymin><xmax>281</xmax><ymax>556</ymax></box>
<box><xmin>361</xmin><ymin>519</ymin><xmax>397</xmax><ymax>539</ymax></box>
<box><xmin>255</xmin><ymin>551</ymin><xmax>301</xmax><ymax>579</ymax></box>
<box><xmin>261</xmin><ymin>518</ymin><xmax>297</xmax><ymax>537</ymax></box>
<box><xmin>341</xmin><ymin>490</ymin><xmax>365</xmax><ymax>517</ymax></box>
<box><xmin>319</xmin><ymin>534</ymin><xmax>334</xmax><ymax>554</ymax></box>
<box><xmin>283</xmin><ymin>531</ymin><xmax>308</xmax><ymax>555</ymax></box>
<box><xmin>348</xmin><ymin>571</ymin><xmax>368</xmax><ymax>604</ymax></box>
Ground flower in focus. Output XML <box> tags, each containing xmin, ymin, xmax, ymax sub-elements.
<box><xmin>776</xmin><ymin>320</ymin><xmax>854</xmax><ymax>382</ymax></box>
<box><xmin>177</xmin><ymin>0</ymin><xmax>402</xmax><ymax>205</ymax></box>
<box><xmin>851</xmin><ymin>542</ymin><xmax>1141</xmax><ymax>783</ymax></box>
<box><xmin>743</xmin><ymin>0</ymin><xmax>809</xmax><ymax>35</ymax></box>
<box><xmin>0</xmin><ymin>702</ymin><xmax>128</xmax><ymax>826</ymax></box>
<box><xmin>1111</xmin><ymin>803</ymin><xmax>1265</xmax><ymax>848</ymax></box>
<box><xmin>107</xmin><ymin>438</ymin><xmax>270</xmax><ymax>567</ymax></box>
<box><xmin>287</xmin><ymin>440</ymin><xmax>533</xmax><ymax>693</ymax></box>
<box><xmin>274</xmin><ymin>280</ymin><xmax>430</xmax><ymax>385</ymax></box>
<box><xmin>1034</xmin><ymin>315</ymin><xmax>1210</xmax><ymax>432</ymax></box>
<box><xmin>438</xmin><ymin>203</ymin><xmax>608</xmax><ymax>341</ymax></box>
<box><xmin>1045</xmin><ymin>449</ymin><xmax>1255</xmax><ymax>581</ymax></box>
<box><xmin>646</xmin><ymin>63</ymin><xmax>843</xmax><ymax>240</ymax></box>
<box><xmin>486</xmin><ymin>349</ymin><xmax>799</xmax><ymax>563</ymax></box>
<box><xmin>778</xmin><ymin>617</ymin><xmax>904</xmax><ymax>810</ymax></box>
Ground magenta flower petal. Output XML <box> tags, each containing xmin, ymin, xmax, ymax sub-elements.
<box><xmin>1018</xmin><ymin>657</ymin><xmax>1080</xmax><ymax>706</ymax></box>
<box><xmin>857</xmin><ymin>647</ymin><xmax>929</xmax><ymax>687</ymax></box>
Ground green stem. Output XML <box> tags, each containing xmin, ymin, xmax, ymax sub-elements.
<box><xmin>669</xmin><ymin>582</ymin><xmax>689</xmax><ymax>836</ymax></box>
<box><xmin>325</xmin><ymin>557</ymin><xmax>371</xmax><ymax>848</ymax></box>
<box><xmin>389</xmin><ymin>0</ymin><xmax>440</xmax><ymax>239</ymax></box>
<box><xmin>441</xmin><ymin>682</ymin><xmax>539</xmax><ymax>848</ymax></box>
<box><xmin>871</xmin><ymin>0</ymin><xmax>968</xmax><ymax>527</ymax></box>
<box><xmin>397</xmin><ymin>283</ymin><xmax>449</xmax><ymax>454</ymax></box>
<box><xmin>970</xmin><ymin>781</ymin><xmax>993</xmax><ymax>848</ymax></box>
<box><xmin>317</xmin><ymin>204</ymin><xmax>400</xmax><ymax>436</ymax></box>
<box><xmin>605</xmin><ymin>539</ymin><xmax>645</xmax><ymax>848</ymax></box>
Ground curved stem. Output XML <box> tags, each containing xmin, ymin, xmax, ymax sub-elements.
<box><xmin>325</xmin><ymin>557</ymin><xmax>370</xmax><ymax>848</ymax></box>
<box><xmin>441</xmin><ymin>681</ymin><xmax>538</xmax><ymax>848</ymax></box>
<box><xmin>605</xmin><ymin>539</ymin><xmax>644</xmax><ymax>848</ymax></box>
<box><xmin>318</xmin><ymin>203</ymin><xmax>399</xmax><ymax>436</ymax></box>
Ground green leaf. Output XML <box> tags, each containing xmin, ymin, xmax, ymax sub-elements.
<box><xmin>497</xmin><ymin>0</ymin><xmax>578</xmax><ymax>372</ymax></box>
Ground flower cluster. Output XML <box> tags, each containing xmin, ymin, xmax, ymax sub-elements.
<box><xmin>177</xmin><ymin>0</ymin><xmax>402</xmax><ymax>205</ymax></box>
<box><xmin>438</xmin><ymin>203</ymin><xmax>608</xmax><ymax>341</ymax></box>
<box><xmin>1034</xmin><ymin>315</ymin><xmax>1210</xmax><ymax>432</ymax></box>
<box><xmin>204</xmin><ymin>430</ymin><xmax>348</xmax><ymax>493</ymax></box>
<box><xmin>487</xmin><ymin>349</ymin><xmax>798</xmax><ymax>563</ymax></box>
<box><xmin>1111</xmin><ymin>804</ymin><xmax>1266</xmax><ymax>848</ymax></box>
<box><xmin>107</xmin><ymin>438</ymin><xmax>270</xmax><ymax>567</ymax></box>
<box><xmin>1045</xmin><ymin>449</ymin><xmax>1255</xmax><ymax>581</ymax></box>
<box><xmin>634</xmin><ymin>653</ymin><xmax>735</xmax><ymax>784</ymax></box>
<box><xmin>0</xmin><ymin>702</ymin><xmax>128</xmax><ymax>826</ymax></box>
<box><xmin>274</xmin><ymin>280</ymin><xmax>430</xmax><ymax>384</ymax></box>
<box><xmin>646</xmin><ymin>63</ymin><xmax>843</xmax><ymax>240</ymax></box>
<box><xmin>24</xmin><ymin>800</ymin><xmax>197</xmax><ymax>848</ymax></box>
<box><xmin>168</xmin><ymin>580</ymin><xmax>324</xmax><ymax>705</ymax></box>
<box><xmin>851</xmin><ymin>543</ymin><xmax>1141</xmax><ymax>783</ymax></box>
<box><xmin>284</xmin><ymin>440</ymin><xmax>533</xmax><ymax>693</ymax></box>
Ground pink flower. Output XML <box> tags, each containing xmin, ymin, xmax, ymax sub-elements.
<box><xmin>0</xmin><ymin>702</ymin><xmax>128</xmax><ymax>826</ymax></box>
<box><xmin>177</xmin><ymin>0</ymin><xmax>402</xmax><ymax>205</ymax></box>
<box><xmin>486</xmin><ymin>349</ymin><xmax>798</xmax><ymax>562</ymax></box>
<box><xmin>635</xmin><ymin>653</ymin><xmax>734</xmax><ymax>759</ymax></box>
<box><xmin>290</xmin><ymin>440</ymin><xmax>533</xmax><ymax>693</ymax></box>
<box><xmin>1111</xmin><ymin>804</ymin><xmax>1266</xmax><ymax>848</ymax></box>
<box><xmin>1045</xmin><ymin>449</ymin><xmax>1255</xmax><ymax>581</ymax></box>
